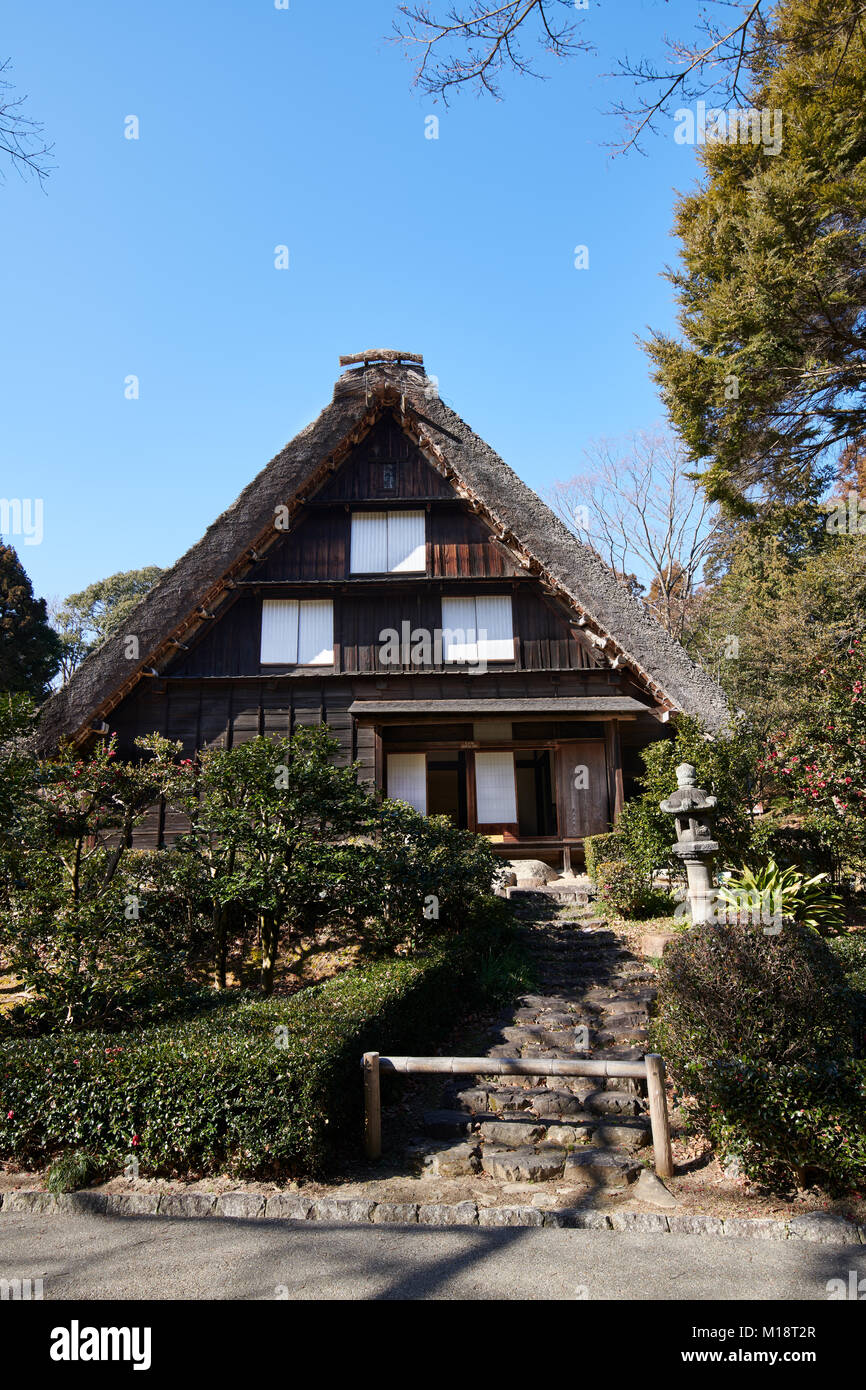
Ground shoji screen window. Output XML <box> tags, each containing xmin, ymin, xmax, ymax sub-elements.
<box><xmin>474</xmin><ymin>751</ymin><xmax>518</xmax><ymax>825</ymax></box>
<box><xmin>260</xmin><ymin>599</ymin><xmax>334</xmax><ymax>666</ymax></box>
<box><xmin>386</xmin><ymin>753</ymin><xmax>427</xmax><ymax>814</ymax></box>
<box><xmin>441</xmin><ymin>594</ymin><xmax>514</xmax><ymax>663</ymax></box>
<box><xmin>349</xmin><ymin>511</ymin><xmax>426</xmax><ymax>573</ymax></box>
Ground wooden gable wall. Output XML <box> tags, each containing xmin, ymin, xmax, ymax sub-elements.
<box><xmin>99</xmin><ymin>410</ymin><xmax>661</xmax><ymax>848</ymax></box>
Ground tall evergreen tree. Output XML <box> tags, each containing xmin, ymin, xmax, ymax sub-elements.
<box><xmin>646</xmin><ymin>0</ymin><xmax>866</xmax><ymax>509</ymax></box>
<box><xmin>0</xmin><ymin>543</ymin><xmax>61</xmax><ymax>698</ymax></box>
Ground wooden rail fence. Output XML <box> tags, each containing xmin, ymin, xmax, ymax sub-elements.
<box><xmin>361</xmin><ymin>1051</ymin><xmax>674</xmax><ymax>1179</ymax></box>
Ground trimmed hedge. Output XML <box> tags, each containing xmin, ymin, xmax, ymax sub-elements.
<box><xmin>684</xmin><ymin>1057</ymin><xmax>866</xmax><ymax>1192</ymax></box>
<box><xmin>0</xmin><ymin>910</ymin><xmax>518</xmax><ymax>1180</ymax></box>
<box><xmin>583</xmin><ymin>832</ymin><xmax>622</xmax><ymax>887</ymax></box>
<box><xmin>653</xmin><ymin>922</ymin><xmax>862</xmax><ymax>1192</ymax></box>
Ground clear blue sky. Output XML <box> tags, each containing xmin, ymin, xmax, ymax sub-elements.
<box><xmin>1</xmin><ymin>0</ymin><xmax>709</xmax><ymax>606</ymax></box>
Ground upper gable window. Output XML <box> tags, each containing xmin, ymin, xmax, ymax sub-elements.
<box><xmin>382</xmin><ymin>464</ymin><xmax>397</xmax><ymax>492</ymax></box>
<box><xmin>260</xmin><ymin>599</ymin><xmax>334</xmax><ymax>666</ymax></box>
<box><xmin>441</xmin><ymin>594</ymin><xmax>514</xmax><ymax>663</ymax></box>
<box><xmin>350</xmin><ymin>510</ymin><xmax>425</xmax><ymax>573</ymax></box>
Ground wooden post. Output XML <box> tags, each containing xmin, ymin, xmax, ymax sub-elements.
<box><xmin>363</xmin><ymin>1051</ymin><xmax>381</xmax><ymax>1160</ymax></box>
<box><xmin>645</xmin><ymin>1053</ymin><xmax>674</xmax><ymax>1179</ymax></box>
<box><xmin>604</xmin><ymin>719</ymin><xmax>625</xmax><ymax>824</ymax></box>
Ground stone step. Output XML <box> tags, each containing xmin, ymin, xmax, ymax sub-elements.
<box><xmin>563</xmin><ymin>1148</ymin><xmax>642</xmax><ymax>1189</ymax></box>
<box><xmin>422</xmin><ymin>1110</ymin><xmax>479</xmax><ymax>1139</ymax></box>
<box><xmin>482</xmin><ymin>1144</ymin><xmax>567</xmax><ymax>1182</ymax></box>
<box><xmin>481</xmin><ymin>1144</ymin><xmax>641</xmax><ymax>1186</ymax></box>
<box><xmin>583</xmin><ymin>1090</ymin><xmax>644</xmax><ymax>1117</ymax></box>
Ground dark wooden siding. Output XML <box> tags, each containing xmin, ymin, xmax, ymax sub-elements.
<box><xmin>255</xmin><ymin>512</ymin><xmax>349</xmax><ymax>582</ymax></box>
<box><xmin>168</xmin><ymin>583</ymin><xmax>594</xmax><ymax>679</ymax></box>
<box><xmin>315</xmin><ymin>418</ymin><xmax>454</xmax><ymax>501</ymax></box>
<box><xmin>515</xmin><ymin>590</ymin><xmax>595</xmax><ymax>671</ymax></box>
<box><xmin>429</xmin><ymin>509</ymin><xmax>520</xmax><ymax>579</ymax></box>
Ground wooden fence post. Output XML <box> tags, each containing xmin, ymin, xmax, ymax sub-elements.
<box><xmin>363</xmin><ymin>1051</ymin><xmax>381</xmax><ymax>1160</ymax></box>
<box><xmin>645</xmin><ymin>1053</ymin><xmax>674</xmax><ymax>1179</ymax></box>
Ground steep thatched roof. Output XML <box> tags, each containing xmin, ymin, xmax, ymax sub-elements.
<box><xmin>36</xmin><ymin>359</ymin><xmax>729</xmax><ymax>750</ymax></box>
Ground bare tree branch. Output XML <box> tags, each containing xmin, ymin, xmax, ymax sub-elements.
<box><xmin>392</xmin><ymin>1</ymin><xmax>866</xmax><ymax>154</ymax></box>
<box><xmin>0</xmin><ymin>58</ymin><xmax>53</xmax><ymax>186</ymax></box>
<box><xmin>610</xmin><ymin>0</ymin><xmax>866</xmax><ymax>151</ymax></box>
<box><xmin>546</xmin><ymin>430</ymin><xmax>722</xmax><ymax>641</ymax></box>
<box><xmin>392</xmin><ymin>0</ymin><xmax>592</xmax><ymax>102</ymax></box>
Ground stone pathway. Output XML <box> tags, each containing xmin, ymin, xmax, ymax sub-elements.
<box><xmin>406</xmin><ymin>884</ymin><xmax>659</xmax><ymax>1196</ymax></box>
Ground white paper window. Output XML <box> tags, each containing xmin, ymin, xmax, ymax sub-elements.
<box><xmin>297</xmin><ymin>599</ymin><xmax>334</xmax><ymax>665</ymax></box>
<box><xmin>388</xmin><ymin>511</ymin><xmax>425</xmax><ymax>571</ymax></box>
<box><xmin>350</xmin><ymin>511</ymin><xmax>425</xmax><ymax>573</ymax></box>
<box><xmin>261</xmin><ymin>600</ymin><xmax>299</xmax><ymax>665</ymax></box>
<box><xmin>260</xmin><ymin>599</ymin><xmax>333</xmax><ymax>666</ymax></box>
<box><xmin>441</xmin><ymin>595</ymin><xmax>478</xmax><ymax>662</ymax></box>
<box><xmin>475</xmin><ymin>751</ymin><xmax>517</xmax><ymax>823</ymax></box>
<box><xmin>386</xmin><ymin>753</ymin><xmax>427</xmax><ymax>814</ymax></box>
<box><xmin>350</xmin><ymin>513</ymin><xmax>388</xmax><ymax>573</ymax></box>
<box><xmin>475</xmin><ymin>595</ymin><xmax>514</xmax><ymax>661</ymax></box>
<box><xmin>442</xmin><ymin>595</ymin><xmax>513</xmax><ymax>662</ymax></box>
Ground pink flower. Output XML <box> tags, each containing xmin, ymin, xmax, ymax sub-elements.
<box><xmin>6</xmin><ymin>1111</ymin><xmax>13</xmax><ymax>1120</ymax></box>
<box><xmin>131</xmin><ymin>1134</ymin><xmax>140</xmax><ymax>1147</ymax></box>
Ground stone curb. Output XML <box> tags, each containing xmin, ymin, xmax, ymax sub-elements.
<box><xmin>0</xmin><ymin>1189</ymin><xmax>863</xmax><ymax>1242</ymax></box>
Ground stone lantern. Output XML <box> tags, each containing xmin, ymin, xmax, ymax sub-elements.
<box><xmin>660</xmin><ymin>763</ymin><xmax>719</xmax><ymax>925</ymax></box>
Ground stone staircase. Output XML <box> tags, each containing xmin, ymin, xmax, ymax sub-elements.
<box><xmin>406</xmin><ymin>886</ymin><xmax>659</xmax><ymax>1195</ymax></box>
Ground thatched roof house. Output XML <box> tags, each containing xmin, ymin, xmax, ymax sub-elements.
<box><xmin>37</xmin><ymin>353</ymin><xmax>728</xmax><ymax>868</ymax></box>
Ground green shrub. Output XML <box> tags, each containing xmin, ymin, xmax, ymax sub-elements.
<box><xmin>829</xmin><ymin>934</ymin><xmax>866</xmax><ymax>1053</ymax></box>
<box><xmin>829</xmin><ymin>932</ymin><xmax>866</xmax><ymax>987</ymax></box>
<box><xmin>595</xmin><ymin>860</ymin><xmax>648</xmax><ymax>918</ymax></box>
<box><xmin>352</xmin><ymin>801</ymin><xmax>500</xmax><ymax>954</ymax></box>
<box><xmin>586</xmin><ymin>806</ymin><xmax>675</xmax><ymax>901</ymax></box>
<box><xmin>652</xmin><ymin>921</ymin><xmax>859</xmax><ymax>1189</ymax></box>
<box><xmin>584</xmin><ymin>833</ymin><xmax>623</xmax><ymax>886</ymax></box>
<box><xmin>614</xmin><ymin>799</ymin><xmax>675</xmax><ymax>882</ymax></box>
<box><xmin>594</xmin><ymin>859</ymin><xmax>675</xmax><ymax>920</ymax></box>
<box><xmin>46</xmin><ymin>1151</ymin><xmax>106</xmax><ymax>1194</ymax></box>
<box><xmin>682</xmin><ymin>1057</ymin><xmax>866</xmax><ymax>1192</ymax></box>
<box><xmin>0</xmin><ymin>904</ymin><xmax>524</xmax><ymax>1180</ymax></box>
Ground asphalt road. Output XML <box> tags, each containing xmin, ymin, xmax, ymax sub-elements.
<box><xmin>1</xmin><ymin>1212</ymin><xmax>863</xmax><ymax>1300</ymax></box>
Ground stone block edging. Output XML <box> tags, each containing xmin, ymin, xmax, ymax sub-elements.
<box><xmin>0</xmin><ymin>1189</ymin><xmax>862</xmax><ymax>1242</ymax></box>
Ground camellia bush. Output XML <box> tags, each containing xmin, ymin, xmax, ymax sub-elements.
<box><xmin>1</xmin><ymin>733</ymin><xmax>191</xmax><ymax>1029</ymax></box>
<box><xmin>0</xmin><ymin>722</ymin><xmax>507</xmax><ymax>1028</ymax></box>
<box><xmin>761</xmin><ymin>642</ymin><xmax>866</xmax><ymax>879</ymax></box>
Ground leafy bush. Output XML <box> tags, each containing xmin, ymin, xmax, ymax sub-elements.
<box><xmin>594</xmin><ymin>859</ymin><xmax>675</xmax><ymax>920</ymax></box>
<box><xmin>717</xmin><ymin>860</ymin><xmax>844</xmax><ymax>935</ymax></box>
<box><xmin>612</xmin><ymin>799</ymin><xmax>674</xmax><ymax>882</ymax></box>
<box><xmin>352</xmin><ymin>801</ymin><xmax>500</xmax><ymax>954</ymax></box>
<box><xmin>750</xmin><ymin>823</ymin><xmax>835</xmax><ymax>879</ymax></box>
<box><xmin>652</xmin><ymin>921</ymin><xmax>859</xmax><ymax>1189</ymax></box>
<box><xmin>760</xmin><ymin>644</ymin><xmax>866</xmax><ymax>879</ymax></box>
<box><xmin>829</xmin><ymin>932</ymin><xmax>866</xmax><ymax>989</ymax></box>
<box><xmin>595</xmin><ymin>860</ymin><xmax>650</xmax><ymax>918</ymax></box>
<box><xmin>584</xmin><ymin>833</ymin><xmax>624</xmax><ymax>886</ymax></box>
<box><xmin>683</xmin><ymin>1057</ymin><xmax>866</xmax><ymax>1192</ymax></box>
<box><xmin>0</xmin><ymin>907</ymin><xmax>524</xmax><ymax>1179</ymax></box>
<box><xmin>631</xmin><ymin>717</ymin><xmax>762</xmax><ymax>871</ymax></box>
<box><xmin>46</xmin><ymin>1151</ymin><xmax>106</xmax><ymax>1194</ymax></box>
<box><xmin>0</xmin><ymin>733</ymin><xmax>192</xmax><ymax>1028</ymax></box>
<box><xmin>5</xmin><ymin>856</ymin><xmax>192</xmax><ymax>1032</ymax></box>
<box><xmin>829</xmin><ymin>933</ymin><xmax>866</xmax><ymax>1052</ymax></box>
